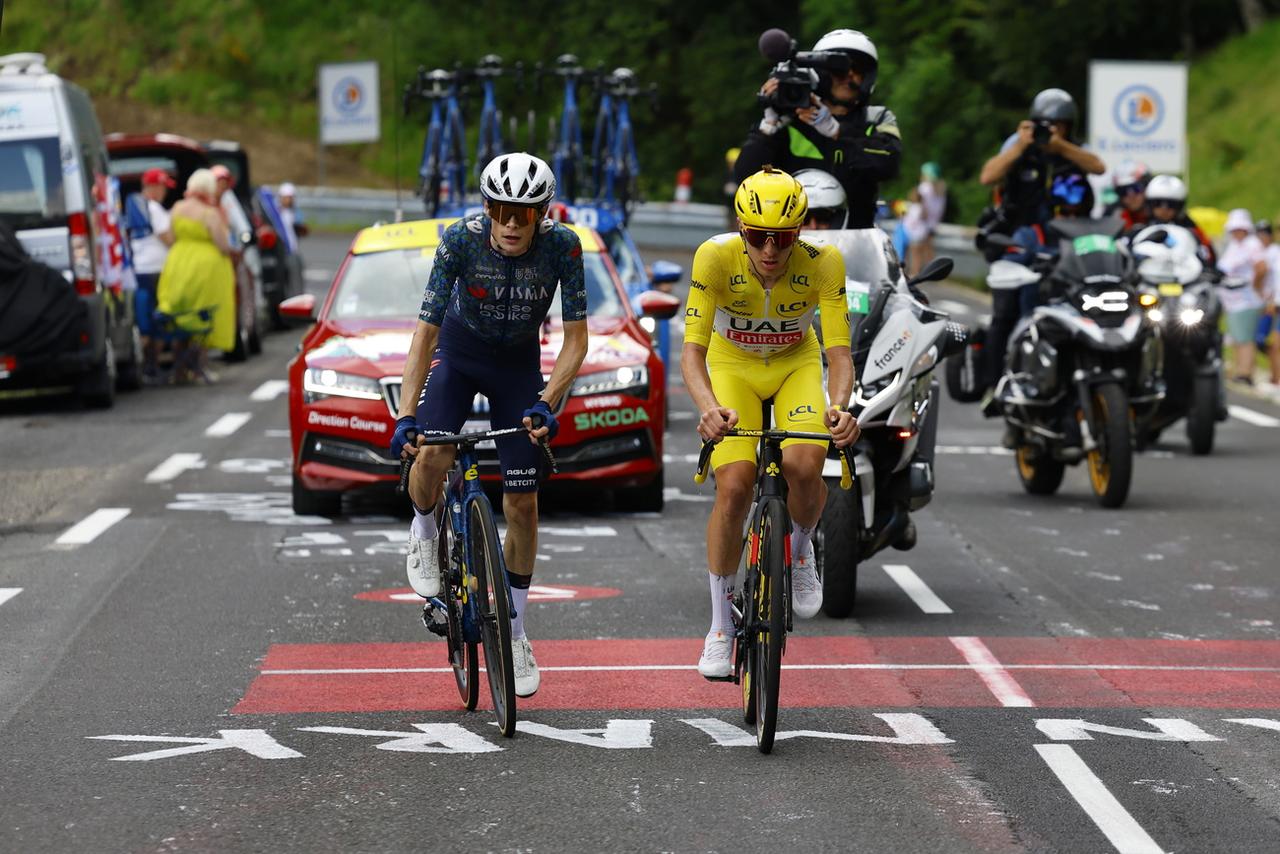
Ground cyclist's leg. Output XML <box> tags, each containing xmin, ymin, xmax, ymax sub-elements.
<box><xmin>410</xmin><ymin>351</ymin><xmax>473</xmax><ymax>515</ymax></box>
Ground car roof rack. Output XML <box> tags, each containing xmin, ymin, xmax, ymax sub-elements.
<box><xmin>0</xmin><ymin>53</ymin><xmax>50</xmax><ymax>76</ymax></box>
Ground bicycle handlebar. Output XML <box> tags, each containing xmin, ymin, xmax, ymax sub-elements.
<box><xmin>693</xmin><ymin>430</ymin><xmax>856</xmax><ymax>491</ymax></box>
<box><xmin>396</xmin><ymin>427</ymin><xmax>559</xmax><ymax>495</ymax></box>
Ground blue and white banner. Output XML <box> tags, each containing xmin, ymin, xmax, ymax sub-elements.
<box><xmin>318</xmin><ymin>61</ymin><xmax>380</xmax><ymax>145</ymax></box>
<box><xmin>1088</xmin><ymin>61</ymin><xmax>1187</xmax><ymax>174</ymax></box>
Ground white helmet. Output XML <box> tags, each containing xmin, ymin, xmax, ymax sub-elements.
<box><xmin>480</xmin><ymin>153</ymin><xmax>556</xmax><ymax>205</ymax></box>
<box><xmin>1111</xmin><ymin>159</ymin><xmax>1149</xmax><ymax>189</ymax></box>
<box><xmin>1145</xmin><ymin>174</ymin><xmax>1187</xmax><ymax>205</ymax></box>
<box><xmin>793</xmin><ymin>169</ymin><xmax>848</xmax><ymax>228</ymax></box>
<box><xmin>812</xmin><ymin>29</ymin><xmax>878</xmax><ymax>101</ymax></box>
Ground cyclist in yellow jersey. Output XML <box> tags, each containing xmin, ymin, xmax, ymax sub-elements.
<box><xmin>681</xmin><ymin>166</ymin><xmax>859</xmax><ymax>679</ymax></box>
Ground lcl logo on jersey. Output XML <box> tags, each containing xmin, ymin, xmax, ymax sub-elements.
<box><xmin>1081</xmin><ymin>291</ymin><xmax>1130</xmax><ymax>312</ymax></box>
<box><xmin>728</xmin><ymin>274</ymin><xmax>748</xmax><ymax>292</ymax></box>
<box><xmin>776</xmin><ymin>300</ymin><xmax>808</xmax><ymax>317</ymax></box>
<box><xmin>788</xmin><ymin>274</ymin><xmax>810</xmax><ymax>294</ymax></box>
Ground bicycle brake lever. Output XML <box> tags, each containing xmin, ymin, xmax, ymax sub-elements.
<box><xmin>397</xmin><ymin>456</ymin><xmax>413</xmax><ymax>496</ymax></box>
<box><xmin>694</xmin><ymin>438</ymin><xmax>716</xmax><ymax>484</ymax></box>
<box><xmin>538</xmin><ymin>438</ymin><xmax>559</xmax><ymax>475</ymax></box>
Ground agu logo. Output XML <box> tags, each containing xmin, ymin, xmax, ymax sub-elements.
<box><xmin>1113</xmin><ymin>85</ymin><xmax>1164</xmax><ymax>137</ymax></box>
<box><xmin>333</xmin><ymin>77</ymin><xmax>365</xmax><ymax>113</ymax></box>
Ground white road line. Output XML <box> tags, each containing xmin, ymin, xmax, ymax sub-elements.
<box><xmin>936</xmin><ymin>445</ymin><xmax>1016</xmax><ymax>456</ymax></box>
<box><xmin>1035</xmin><ymin>744</ymin><xmax>1165</xmax><ymax>854</ymax></box>
<box><xmin>0</xmin><ymin>588</ymin><xmax>22</xmax><ymax>608</ymax></box>
<box><xmin>250</xmin><ymin>380</ymin><xmax>290</xmax><ymax>402</ymax></box>
<box><xmin>53</xmin><ymin>508</ymin><xmax>131</xmax><ymax>547</ymax></box>
<box><xmin>937</xmin><ymin>299</ymin><xmax>971</xmax><ymax>315</ymax></box>
<box><xmin>882</xmin><ymin>564</ymin><xmax>953</xmax><ymax>614</ymax></box>
<box><xmin>144</xmin><ymin>453</ymin><xmax>205</xmax><ymax>483</ymax></box>
<box><xmin>949</xmin><ymin>636</ymin><xmax>1035</xmax><ymax>707</ymax></box>
<box><xmin>303</xmin><ymin>269</ymin><xmax>333</xmax><ymax>282</ymax></box>
<box><xmin>259</xmin><ymin>662</ymin><xmax>1280</xmax><ymax>676</ymax></box>
<box><xmin>205</xmin><ymin>412</ymin><xmax>252</xmax><ymax>438</ymax></box>
<box><xmin>1228</xmin><ymin>404</ymin><xmax>1280</xmax><ymax>428</ymax></box>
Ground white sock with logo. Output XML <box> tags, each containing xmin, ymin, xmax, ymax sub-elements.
<box><xmin>791</xmin><ymin>521</ymin><xmax>814</xmax><ymax>562</ymax></box>
<box><xmin>708</xmin><ymin>572</ymin><xmax>737</xmax><ymax>634</ymax></box>
<box><xmin>411</xmin><ymin>506</ymin><xmax>438</xmax><ymax>541</ymax></box>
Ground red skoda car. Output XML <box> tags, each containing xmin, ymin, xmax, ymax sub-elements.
<box><xmin>284</xmin><ymin>219</ymin><xmax>679</xmax><ymax>516</ymax></box>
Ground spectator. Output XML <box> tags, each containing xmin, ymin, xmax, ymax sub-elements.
<box><xmin>277</xmin><ymin>182</ymin><xmax>309</xmax><ymax>248</ymax></box>
<box><xmin>1106</xmin><ymin>159</ymin><xmax>1151</xmax><ymax>230</ymax></box>
<box><xmin>1255</xmin><ymin>220</ymin><xmax>1280</xmax><ymax>389</ymax></box>
<box><xmin>126</xmin><ymin>168</ymin><xmax>176</xmax><ymax>382</ymax></box>
<box><xmin>908</xmin><ymin>161</ymin><xmax>946</xmax><ymax>275</ymax></box>
<box><xmin>901</xmin><ymin>188</ymin><xmax>929</xmax><ymax>274</ymax></box>
<box><xmin>156</xmin><ymin>168</ymin><xmax>236</xmax><ymax>384</ymax></box>
<box><xmin>1217</xmin><ymin>208</ymin><xmax>1269</xmax><ymax>385</ymax></box>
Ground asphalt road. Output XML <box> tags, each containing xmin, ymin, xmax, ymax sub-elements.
<box><xmin>2</xmin><ymin>231</ymin><xmax>1278</xmax><ymax>853</ymax></box>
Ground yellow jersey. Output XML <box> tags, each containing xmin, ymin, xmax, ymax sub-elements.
<box><xmin>683</xmin><ymin>233</ymin><xmax>850</xmax><ymax>360</ymax></box>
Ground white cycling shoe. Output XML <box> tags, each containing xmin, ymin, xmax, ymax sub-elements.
<box><xmin>406</xmin><ymin>532</ymin><xmax>442</xmax><ymax>598</ymax></box>
<box><xmin>792</xmin><ymin>549</ymin><xmax>823</xmax><ymax>618</ymax></box>
<box><xmin>697</xmin><ymin>630</ymin><xmax>733</xmax><ymax>679</ymax></box>
<box><xmin>512</xmin><ymin>636</ymin><xmax>541</xmax><ymax>697</ymax></box>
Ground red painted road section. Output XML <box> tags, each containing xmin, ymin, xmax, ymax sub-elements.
<box><xmin>233</xmin><ymin>636</ymin><xmax>1280</xmax><ymax>714</ymax></box>
<box><xmin>353</xmin><ymin>584</ymin><xmax>622</xmax><ymax>604</ymax></box>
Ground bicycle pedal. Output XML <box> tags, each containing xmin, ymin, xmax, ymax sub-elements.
<box><xmin>701</xmin><ymin>673</ymin><xmax>736</xmax><ymax>683</ymax></box>
<box><xmin>421</xmin><ymin>603</ymin><xmax>450</xmax><ymax>637</ymax></box>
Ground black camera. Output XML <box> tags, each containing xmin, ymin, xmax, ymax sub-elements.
<box><xmin>1032</xmin><ymin>119</ymin><xmax>1053</xmax><ymax>146</ymax></box>
<box><xmin>756</xmin><ymin>28</ymin><xmax>852</xmax><ymax>113</ymax></box>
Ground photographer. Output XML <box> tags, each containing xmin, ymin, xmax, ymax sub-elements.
<box><xmin>979</xmin><ymin>88</ymin><xmax>1104</xmax><ymax>230</ymax></box>
<box><xmin>734</xmin><ymin>29</ymin><xmax>901</xmax><ymax>229</ymax></box>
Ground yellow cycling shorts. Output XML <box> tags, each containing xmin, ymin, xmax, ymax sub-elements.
<box><xmin>706</xmin><ymin>333</ymin><xmax>829</xmax><ymax>470</ymax></box>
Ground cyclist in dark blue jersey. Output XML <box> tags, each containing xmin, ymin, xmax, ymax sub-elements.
<box><xmin>392</xmin><ymin>152</ymin><xmax>589</xmax><ymax>697</ymax></box>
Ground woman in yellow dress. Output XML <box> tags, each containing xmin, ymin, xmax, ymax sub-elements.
<box><xmin>156</xmin><ymin>168</ymin><xmax>235</xmax><ymax>382</ymax></box>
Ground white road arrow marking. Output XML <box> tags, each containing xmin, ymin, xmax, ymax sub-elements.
<box><xmin>299</xmin><ymin>724</ymin><xmax>501</xmax><ymax>754</ymax></box>
<box><xmin>0</xmin><ymin>588</ymin><xmax>22</xmax><ymax>608</ymax></box>
<box><xmin>205</xmin><ymin>412</ymin><xmax>252</xmax><ymax>437</ymax></box>
<box><xmin>145</xmin><ymin>453</ymin><xmax>206</xmax><ymax>483</ymax></box>
<box><xmin>512</xmin><ymin>720</ymin><xmax>654</xmax><ymax>749</ymax></box>
<box><xmin>1224</xmin><ymin>718</ymin><xmax>1280</xmax><ymax>733</ymax></box>
<box><xmin>1036</xmin><ymin>718</ymin><xmax>1221</xmax><ymax>742</ymax></box>
<box><xmin>1036</xmin><ymin>744</ymin><xmax>1166</xmax><ymax>854</ymax></box>
<box><xmin>52</xmin><ymin>508</ymin><xmax>131</xmax><ymax>547</ymax></box>
<box><xmin>88</xmin><ymin>729</ymin><xmax>303</xmax><ymax>761</ymax></box>
<box><xmin>250</xmin><ymin>380</ymin><xmax>290</xmax><ymax>402</ymax></box>
<box><xmin>682</xmin><ymin>713</ymin><xmax>953</xmax><ymax>747</ymax></box>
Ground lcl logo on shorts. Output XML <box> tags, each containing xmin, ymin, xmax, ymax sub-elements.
<box><xmin>788</xmin><ymin>404</ymin><xmax>818</xmax><ymax>419</ymax></box>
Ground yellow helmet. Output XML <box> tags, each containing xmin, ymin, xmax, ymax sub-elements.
<box><xmin>734</xmin><ymin>166</ymin><xmax>808</xmax><ymax>230</ymax></box>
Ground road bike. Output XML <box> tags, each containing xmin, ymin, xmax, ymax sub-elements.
<box><xmin>590</xmin><ymin>67</ymin><xmax>654</xmax><ymax>225</ymax></box>
<box><xmin>694</xmin><ymin>418</ymin><xmax>854</xmax><ymax>753</ymax></box>
<box><xmin>397</xmin><ymin>426</ymin><xmax>556</xmax><ymax>737</ymax></box>
<box><xmin>470</xmin><ymin>54</ymin><xmax>517</xmax><ymax>184</ymax></box>
<box><xmin>542</xmin><ymin>54</ymin><xmax>590</xmax><ymax>204</ymax></box>
<box><xmin>404</xmin><ymin>66</ymin><xmax>468</xmax><ymax>217</ymax></box>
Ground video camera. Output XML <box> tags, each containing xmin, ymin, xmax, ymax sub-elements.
<box><xmin>756</xmin><ymin>28</ymin><xmax>852</xmax><ymax>113</ymax></box>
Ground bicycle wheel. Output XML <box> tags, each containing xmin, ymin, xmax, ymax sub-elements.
<box><xmin>751</xmin><ymin>499</ymin><xmax>788</xmax><ymax>753</ymax></box>
<box><xmin>469</xmin><ymin>498</ymin><xmax>517</xmax><ymax>736</ymax></box>
<box><xmin>441</xmin><ymin>512</ymin><xmax>479</xmax><ymax>709</ymax></box>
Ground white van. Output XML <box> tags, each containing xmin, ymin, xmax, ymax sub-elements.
<box><xmin>0</xmin><ymin>53</ymin><xmax>142</xmax><ymax>407</ymax></box>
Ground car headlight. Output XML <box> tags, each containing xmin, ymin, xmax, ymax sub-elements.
<box><xmin>1179</xmin><ymin>308</ymin><xmax>1204</xmax><ymax>326</ymax></box>
<box><xmin>571</xmin><ymin>365</ymin><xmax>649</xmax><ymax>397</ymax></box>
<box><xmin>303</xmin><ymin>368</ymin><xmax>384</xmax><ymax>403</ymax></box>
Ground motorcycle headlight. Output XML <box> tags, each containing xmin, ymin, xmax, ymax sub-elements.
<box><xmin>571</xmin><ymin>365</ymin><xmax>649</xmax><ymax>397</ymax></box>
<box><xmin>1179</xmin><ymin>308</ymin><xmax>1204</xmax><ymax>326</ymax></box>
<box><xmin>1147</xmin><ymin>308</ymin><xmax>1164</xmax><ymax>323</ymax></box>
<box><xmin>853</xmin><ymin>370</ymin><xmax>900</xmax><ymax>408</ymax></box>
<box><xmin>303</xmin><ymin>368</ymin><xmax>384</xmax><ymax>403</ymax></box>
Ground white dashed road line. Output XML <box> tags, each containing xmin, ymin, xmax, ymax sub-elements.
<box><xmin>145</xmin><ymin>453</ymin><xmax>206</xmax><ymax>484</ymax></box>
<box><xmin>936</xmin><ymin>445</ymin><xmax>1015</xmax><ymax>456</ymax></box>
<box><xmin>53</xmin><ymin>508</ymin><xmax>131</xmax><ymax>548</ymax></box>
<box><xmin>1228</xmin><ymin>404</ymin><xmax>1280</xmax><ymax>428</ymax></box>
<box><xmin>250</xmin><ymin>380</ymin><xmax>290</xmax><ymax>402</ymax></box>
<box><xmin>0</xmin><ymin>588</ymin><xmax>22</xmax><ymax>608</ymax></box>
<box><xmin>882</xmin><ymin>564</ymin><xmax>953</xmax><ymax>614</ymax></box>
<box><xmin>1035</xmin><ymin>744</ymin><xmax>1166</xmax><ymax>854</ymax></box>
<box><xmin>937</xmin><ymin>299</ymin><xmax>971</xmax><ymax>316</ymax></box>
<box><xmin>949</xmin><ymin>636</ymin><xmax>1035</xmax><ymax>707</ymax></box>
<box><xmin>205</xmin><ymin>412</ymin><xmax>253</xmax><ymax>438</ymax></box>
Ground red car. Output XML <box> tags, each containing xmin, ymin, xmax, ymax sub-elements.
<box><xmin>283</xmin><ymin>218</ymin><xmax>680</xmax><ymax>516</ymax></box>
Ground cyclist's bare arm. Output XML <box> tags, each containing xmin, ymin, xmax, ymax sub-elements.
<box><xmin>398</xmin><ymin>320</ymin><xmax>441</xmax><ymax>429</ymax></box>
<box><xmin>541</xmin><ymin>319</ymin><xmax>588</xmax><ymax>408</ymax></box>
<box><xmin>681</xmin><ymin>342</ymin><xmax>736</xmax><ymax>441</ymax></box>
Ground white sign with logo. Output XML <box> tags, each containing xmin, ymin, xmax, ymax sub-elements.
<box><xmin>1088</xmin><ymin>60</ymin><xmax>1187</xmax><ymax>173</ymax></box>
<box><xmin>318</xmin><ymin>61</ymin><xmax>380</xmax><ymax>145</ymax></box>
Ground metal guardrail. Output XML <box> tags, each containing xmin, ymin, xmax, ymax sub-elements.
<box><xmin>292</xmin><ymin>186</ymin><xmax>986</xmax><ymax>274</ymax></box>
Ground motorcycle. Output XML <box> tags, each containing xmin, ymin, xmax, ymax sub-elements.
<box><xmin>984</xmin><ymin>219</ymin><xmax>1164</xmax><ymax>508</ymax></box>
<box><xmin>805</xmin><ymin>228</ymin><xmax>967</xmax><ymax>617</ymax></box>
<box><xmin>943</xmin><ymin>256</ymin><xmax>1040</xmax><ymax>403</ymax></box>
<box><xmin>1128</xmin><ymin>224</ymin><xmax>1228</xmax><ymax>455</ymax></box>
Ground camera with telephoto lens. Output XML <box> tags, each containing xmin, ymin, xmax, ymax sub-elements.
<box><xmin>756</xmin><ymin>28</ymin><xmax>853</xmax><ymax>113</ymax></box>
<box><xmin>1032</xmin><ymin>119</ymin><xmax>1053</xmax><ymax>146</ymax></box>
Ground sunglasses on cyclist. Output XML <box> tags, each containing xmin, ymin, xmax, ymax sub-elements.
<box><xmin>486</xmin><ymin>201</ymin><xmax>545</xmax><ymax>227</ymax></box>
<box><xmin>1117</xmin><ymin>183</ymin><xmax>1144</xmax><ymax>197</ymax></box>
<box><xmin>1151</xmin><ymin>200</ymin><xmax>1179</xmax><ymax>210</ymax></box>
<box><xmin>741</xmin><ymin>226</ymin><xmax>800</xmax><ymax>249</ymax></box>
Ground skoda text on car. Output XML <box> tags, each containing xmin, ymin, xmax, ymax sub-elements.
<box><xmin>284</xmin><ymin>218</ymin><xmax>680</xmax><ymax>516</ymax></box>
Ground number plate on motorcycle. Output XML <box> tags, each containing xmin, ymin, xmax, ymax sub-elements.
<box><xmin>846</xmin><ymin>281</ymin><xmax>871</xmax><ymax>315</ymax></box>
<box><xmin>1158</xmin><ymin>283</ymin><xmax>1183</xmax><ymax>296</ymax></box>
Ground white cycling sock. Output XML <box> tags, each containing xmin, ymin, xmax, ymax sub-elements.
<box><xmin>791</xmin><ymin>521</ymin><xmax>814</xmax><ymax>562</ymax></box>
<box><xmin>708</xmin><ymin>572</ymin><xmax>737</xmax><ymax>634</ymax></box>
<box><xmin>509</xmin><ymin>584</ymin><xmax>530</xmax><ymax>640</ymax></box>
<box><xmin>411</xmin><ymin>506</ymin><xmax>438</xmax><ymax>541</ymax></box>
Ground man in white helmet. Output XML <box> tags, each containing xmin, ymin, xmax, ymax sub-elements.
<box><xmin>735</xmin><ymin>28</ymin><xmax>900</xmax><ymax>229</ymax></box>
<box><xmin>794</xmin><ymin>168</ymin><xmax>848</xmax><ymax>229</ymax></box>
<box><xmin>1146</xmin><ymin>175</ymin><xmax>1215</xmax><ymax>265</ymax></box>
<box><xmin>392</xmin><ymin>152</ymin><xmax>589</xmax><ymax>698</ymax></box>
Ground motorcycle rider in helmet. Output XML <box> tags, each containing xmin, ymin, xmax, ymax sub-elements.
<box><xmin>979</xmin><ymin>88</ymin><xmax>1105</xmax><ymax>230</ymax></box>
<box><xmin>1106</xmin><ymin>159</ymin><xmax>1152</xmax><ymax>229</ymax></box>
<box><xmin>1145</xmin><ymin>174</ymin><xmax>1216</xmax><ymax>264</ymax></box>
<box><xmin>735</xmin><ymin>29</ymin><xmax>901</xmax><ymax>229</ymax></box>
<box><xmin>794</xmin><ymin>168</ymin><xmax>849</xmax><ymax>229</ymax></box>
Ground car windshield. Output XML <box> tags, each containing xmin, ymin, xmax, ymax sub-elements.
<box><xmin>0</xmin><ymin>137</ymin><xmax>65</xmax><ymax>229</ymax></box>
<box><xmin>327</xmin><ymin>247</ymin><xmax>625</xmax><ymax>320</ymax></box>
